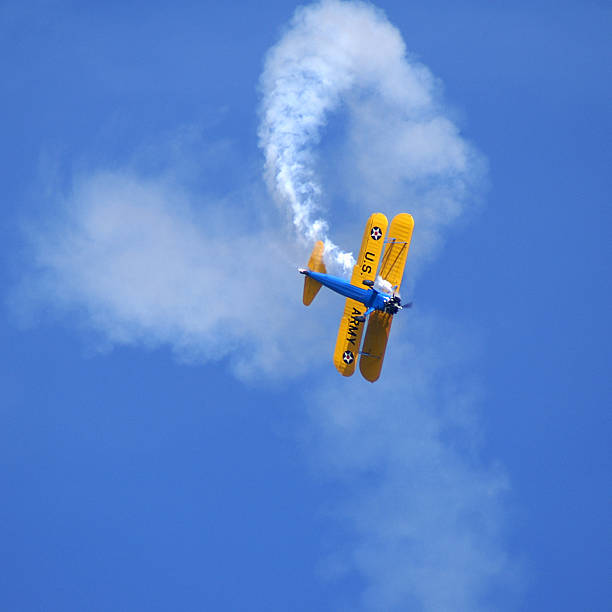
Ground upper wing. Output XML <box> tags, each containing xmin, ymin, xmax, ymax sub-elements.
<box><xmin>378</xmin><ymin>213</ymin><xmax>414</xmax><ymax>290</ymax></box>
<box><xmin>359</xmin><ymin>213</ymin><xmax>414</xmax><ymax>382</ymax></box>
<box><xmin>333</xmin><ymin>213</ymin><xmax>388</xmax><ymax>376</ymax></box>
<box><xmin>359</xmin><ymin>311</ymin><xmax>392</xmax><ymax>382</ymax></box>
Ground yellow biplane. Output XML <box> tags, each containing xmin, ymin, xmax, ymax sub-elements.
<box><xmin>299</xmin><ymin>213</ymin><xmax>414</xmax><ymax>382</ymax></box>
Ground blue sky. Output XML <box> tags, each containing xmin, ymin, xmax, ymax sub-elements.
<box><xmin>2</xmin><ymin>1</ymin><xmax>610</xmax><ymax>610</ymax></box>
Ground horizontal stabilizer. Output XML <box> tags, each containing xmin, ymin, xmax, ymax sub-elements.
<box><xmin>303</xmin><ymin>241</ymin><xmax>327</xmax><ymax>306</ymax></box>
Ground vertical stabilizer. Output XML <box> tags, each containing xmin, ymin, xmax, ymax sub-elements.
<box><xmin>303</xmin><ymin>241</ymin><xmax>327</xmax><ymax>305</ymax></box>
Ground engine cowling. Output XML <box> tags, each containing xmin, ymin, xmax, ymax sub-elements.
<box><xmin>383</xmin><ymin>296</ymin><xmax>401</xmax><ymax>314</ymax></box>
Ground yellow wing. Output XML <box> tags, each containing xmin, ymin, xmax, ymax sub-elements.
<box><xmin>359</xmin><ymin>213</ymin><xmax>414</xmax><ymax>382</ymax></box>
<box><xmin>333</xmin><ymin>297</ymin><xmax>368</xmax><ymax>376</ymax></box>
<box><xmin>359</xmin><ymin>311</ymin><xmax>392</xmax><ymax>382</ymax></box>
<box><xmin>350</xmin><ymin>212</ymin><xmax>389</xmax><ymax>287</ymax></box>
<box><xmin>378</xmin><ymin>213</ymin><xmax>414</xmax><ymax>289</ymax></box>
<box><xmin>333</xmin><ymin>213</ymin><xmax>388</xmax><ymax>376</ymax></box>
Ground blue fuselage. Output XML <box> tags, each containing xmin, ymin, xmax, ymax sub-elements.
<box><xmin>304</xmin><ymin>270</ymin><xmax>391</xmax><ymax>312</ymax></box>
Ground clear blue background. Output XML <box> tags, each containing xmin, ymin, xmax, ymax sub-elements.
<box><xmin>1</xmin><ymin>1</ymin><xmax>610</xmax><ymax>610</ymax></box>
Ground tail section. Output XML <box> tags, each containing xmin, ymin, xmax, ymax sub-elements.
<box><xmin>302</xmin><ymin>241</ymin><xmax>327</xmax><ymax>306</ymax></box>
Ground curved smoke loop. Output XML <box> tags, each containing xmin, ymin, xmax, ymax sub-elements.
<box><xmin>19</xmin><ymin>4</ymin><xmax>510</xmax><ymax>607</ymax></box>
<box><xmin>23</xmin><ymin>0</ymin><xmax>482</xmax><ymax>376</ymax></box>
<box><xmin>259</xmin><ymin>0</ymin><xmax>476</xmax><ymax>274</ymax></box>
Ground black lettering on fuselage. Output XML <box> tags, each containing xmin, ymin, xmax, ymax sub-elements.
<box><xmin>365</xmin><ymin>251</ymin><xmax>375</xmax><ymax>262</ymax></box>
<box><xmin>362</xmin><ymin>264</ymin><xmax>371</xmax><ymax>273</ymax></box>
<box><xmin>346</xmin><ymin>307</ymin><xmax>363</xmax><ymax>344</ymax></box>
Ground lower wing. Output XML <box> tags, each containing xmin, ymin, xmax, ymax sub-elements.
<box><xmin>333</xmin><ymin>297</ymin><xmax>367</xmax><ymax>376</ymax></box>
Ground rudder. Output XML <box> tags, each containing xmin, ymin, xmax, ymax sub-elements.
<box><xmin>303</xmin><ymin>241</ymin><xmax>327</xmax><ymax>306</ymax></box>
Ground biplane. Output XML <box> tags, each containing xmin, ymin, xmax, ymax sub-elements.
<box><xmin>299</xmin><ymin>213</ymin><xmax>414</xmax><ymax>382</ymax></box>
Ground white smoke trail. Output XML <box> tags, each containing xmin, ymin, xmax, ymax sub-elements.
<box><xmin>259</xmin><ymin>0</ymin><xmax>476</xmax><ymax>275</ymax></box>
<box><xmin>14</xmin><ymin>168</ymin><xmax>335</xmax><ymax>379</ymax></box>
<box><xmin>14</xmin><ymin>3</ymin><xmax>512</xmax><ymax>608</ymax></box>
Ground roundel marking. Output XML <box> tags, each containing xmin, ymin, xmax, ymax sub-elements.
<box><xmin>370</xmin><ymin>226</ymin><xmax>382</xmax><ymax>240</ymax></box>
<box><xmin>342</xmin><ymin>350</ymin><xmax>354</xmax><ymax>365</ymax></box>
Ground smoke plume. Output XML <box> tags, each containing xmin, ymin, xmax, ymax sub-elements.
<box><xmin>259</xmin><ymin>0</ymin><xmax>481</xmax><ymax>274</ymax></box>
<box><xmin>14</xmin><ymin>2</ymin><xmax>514</xmax><ymax>609</ymax></box>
